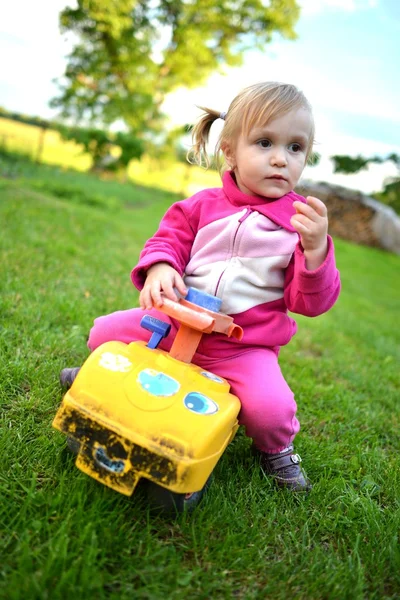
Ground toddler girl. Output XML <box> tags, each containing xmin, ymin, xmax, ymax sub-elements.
<box><xmin>62</xmin><ymin>82</ymin><xmax>341</xmax><ymax>492</ymax></box>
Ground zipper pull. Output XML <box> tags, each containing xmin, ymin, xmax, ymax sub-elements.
<box><xmin>238</xmin><ymin>207</ymin><xmax>251</xmax><ymax>223</ymax></box>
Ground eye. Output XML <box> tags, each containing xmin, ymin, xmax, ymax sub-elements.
<box><xmin>289</xmin><ymin>143</ymin><xmax>303</xmax><ymax>153</ymax></box>
<box><xmin>257</xmin><ymin>139</ymin><xmax>271</xmax><ymax>148</ymax></box>
<box><xmin>184</xmin><ymin>392</ymin><xmax>219</xmax><ymax>415</ymax></box>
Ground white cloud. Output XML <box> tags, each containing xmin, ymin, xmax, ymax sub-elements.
<box><xmin>299</xmin><ymin>0</ymin><xmax>377</xmax><ymax>15</ymax></box>
<box><xmin>0</xmin><ymin>1</ymin><xmax>76</xmax><ymax>116</ymax></box>
<box><xmin>0</xmin><ymin>0</ymin><xmax>74</xmax><ymax>43</ymax></box>
<box><xmin>163</xmin><ymin>44</ymin><xmax>400</xmax><ymax>130</ymax></box>
<box><xmin>303</xmin><ymin>141</ymin><xmax>399</xmax><ymax>195</ymax></box>
<box><xmin>306</xmin><ymin>111</ymin><xmax>400</xmax><ymax>193</ymax></box>
<box><xmin>239</xmin><ymin>46</ymin><xmax>400</xmax><ymax>123</ymax></box>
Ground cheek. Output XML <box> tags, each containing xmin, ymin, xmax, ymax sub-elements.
<box><xmin>291</xmin><ymin>157</ymin><xmax>306</xmax><ymax>174</ymax></box>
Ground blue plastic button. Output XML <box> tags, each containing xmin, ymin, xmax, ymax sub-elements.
<box><xmin>185</xmin><ymin>288</ymin><xmax>222</xmax><ymax>312</ymax></box>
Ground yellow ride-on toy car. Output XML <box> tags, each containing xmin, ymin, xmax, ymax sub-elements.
<box><xmin>53</xmin><ymin>288</ymin><xmax>243</xmax><ymax>512</ymax></box>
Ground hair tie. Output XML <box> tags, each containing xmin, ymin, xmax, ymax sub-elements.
<box><xmin>219</xmin><ymin>111</ymin><xmax>227</xmax><ymax>121</ymax></box>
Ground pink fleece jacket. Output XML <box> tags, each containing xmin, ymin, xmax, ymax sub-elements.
<box><xmin>131</xmin><ymin>171</ymin><xmax>341</xmax><ymax>354</ymax></box>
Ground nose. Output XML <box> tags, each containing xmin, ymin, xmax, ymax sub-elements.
<box><xmin>270</xmin><ymin>147</ymin><xmax>287</xmax><ymax>167</ymax></box>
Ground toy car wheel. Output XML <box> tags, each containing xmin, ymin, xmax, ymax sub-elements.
<box><xmin>145</xmin><ymin>475</ymin><xmax>212</xmax><ymax>514</ymax></box>
<box><xmin>66</xmin><ymin>436</ymin><xmax>80</xmax><ymax>455</ymax></box>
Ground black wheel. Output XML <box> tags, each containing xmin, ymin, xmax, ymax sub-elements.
<box><xmin>145</xmin><ymin>475</ymin><xmax>213</xmax><ymax>514</ymax></box>
<box><xmin>66</xmin><ymin>436</ymin><xmax>80</xmax><ymax>455</ymax></box>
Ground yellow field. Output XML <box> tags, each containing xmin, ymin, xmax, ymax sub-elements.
<box><xmin>0</xmin><ymin>117</ymin><xmax>92</xmax><ymax>171</ymax></box>
<box><xmin>0</xmin><ymin>117</ymin><xmax>220</xmax><ymax>196</ymax></box>
<box><xmin>128</xmin><ymin>156</ymin><xmax>221</xmax><ymax>196</ymax></box>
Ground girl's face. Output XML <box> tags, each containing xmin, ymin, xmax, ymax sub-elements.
<box><xmin>223</xmin><ymin>107</ymin><xmax>313</xmax><ymax>199</ymax></box>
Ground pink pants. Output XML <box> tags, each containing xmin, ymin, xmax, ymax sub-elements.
<box><xmin>88</xmin><ymin>308</ymin><xmax>300</xmax><ymax>453</ymax></box>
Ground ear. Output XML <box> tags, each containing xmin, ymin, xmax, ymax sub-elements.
<box><xmin>221</xmin><ymin>141</ymin><xmax>235</xmax><ymax>169</ymax></box>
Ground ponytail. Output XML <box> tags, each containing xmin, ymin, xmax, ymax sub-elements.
<box><xmin>187</xmin><ymin>106</ymin><xmax>222</xmax><ymax>169</ymax></box>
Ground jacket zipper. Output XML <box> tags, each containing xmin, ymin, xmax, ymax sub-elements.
<box><xmin>214</xmin><ymin>208</ymin><xmax>252</xmax><ymax>297</ymax></box>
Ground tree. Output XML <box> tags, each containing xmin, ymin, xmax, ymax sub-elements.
<box><xmin>331</xmin><ymin>153</ymin><xmax>400</xmax><ymax>214</ymax></box>
<box><xmin>51</xmin><ymin>0</ymin><xmax>300</xmax><ymax>140</ymax></box>
<box><xmin>57</xmin><ymin>124</ymin><xmax>145</xmax><ymax>171</ymax></box>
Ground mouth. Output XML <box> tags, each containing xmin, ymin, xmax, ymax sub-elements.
<box><xmin>268</xmin><ymin>175</ymin><xmax>286</xmax><ymax>181</ymax></box>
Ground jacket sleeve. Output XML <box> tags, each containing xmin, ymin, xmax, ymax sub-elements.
<box><xmin>284</xmin><ymin>235</ymin><xmax>341</xmax><ymax>316</ymax></box>
<box><xmin>131</xmin><ymin>199</ymin><xmax>196</xmax><ymax>290</ymax></box>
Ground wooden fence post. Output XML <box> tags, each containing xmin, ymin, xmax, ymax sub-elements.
<box><xmin>36</xmin><ymin>126</ymin><xmax>47</xmax><ymax>163</ymax></box>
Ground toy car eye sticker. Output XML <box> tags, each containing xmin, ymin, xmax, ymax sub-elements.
<box><xmin>99</xmin><ymin>352</ymin><xmax>132</xmax><ymax>373</ymax></box>
<box><xmin>138</xmin><ymin>368</ymin><xmax>180</xmax><ymax>397</ymax></box>
<box><xmin>200</xmin><ymin>371</ymin><xmax>225</xmax><ymax>383</ymax></box>
<box><xmin>184</xmin><ymin>392</ymin><xmax>219</xmax><ymax>415</ymax></box>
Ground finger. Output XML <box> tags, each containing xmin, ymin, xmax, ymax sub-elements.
<box><xmin>293</xmin><ymin>200</ymin><xmax>321</xmax><ymax>222</ymax></box>
<box><xmin>173</xmin><ymin>274</ymin><xmax>188</xmax><ymax>297</ymax></box>
<box><xmin>150</xmin><ymin>281</ymin><xmax>163</xmax><ymax>307</ymax></box>
<box><xmin>139</xmin><ymin>289</ymin><xmax>146</xmax><ymax>310</ymax></box>
<box><xmin>306</xmin><ymin>196</ymin><xmax>327</xmax><ymax>217</ymax></box>
<box><xmin>292</xmin><ymin>222</ymin><xmax>311</xmax><ymax>237</ymax></box>
<box><xmin>140</xmin><ymin>287</ymin><xmax>153</xmax><ymax>310</ymax></box>
<box><xmin>291</xmin><ymin>214</ymin><xmax>312</xmax><ymax>232</ymax></box>
<box><xmin>161</xmin><ymin>277</ymin><xmax>179</xmax><ymax>302</ymax></box>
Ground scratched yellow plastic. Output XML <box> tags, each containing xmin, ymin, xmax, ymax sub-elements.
<box><xmin>53</xmin><ymin>341</ymin><xmax>241</xmax><ymax>495</ymax></box>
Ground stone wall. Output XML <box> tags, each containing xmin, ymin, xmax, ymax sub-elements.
<box><xmin>296</xmin><ymin>180</ymin><xmax>400</xmax><ymax>255</ymax></box>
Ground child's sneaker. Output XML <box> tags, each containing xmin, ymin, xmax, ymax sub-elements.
<box><xmin>255</xmin><ymin>445</ymin><xmax>312</xmax><ymax>492</ymax></box>
<box><xmin>59</xmin><ymin>367</ymin><xmax>81</xmax><ymax>389</ymax></box>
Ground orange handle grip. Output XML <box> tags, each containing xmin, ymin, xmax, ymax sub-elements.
<box><xmin>158</xmin><ymin>297</ymin><xmax>215</xmax><ymax>332</ymax></box>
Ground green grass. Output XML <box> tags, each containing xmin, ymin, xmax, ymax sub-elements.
<box><xmin>0</xmin><ymin>162</ymin><xmax>399</xmax><ymax>600</ymax></box>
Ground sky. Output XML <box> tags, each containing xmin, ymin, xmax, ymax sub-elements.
<box><xmin>0</xmin><ymin>0</ymin><xmax>399</xmax><ymax>193</ymax></box>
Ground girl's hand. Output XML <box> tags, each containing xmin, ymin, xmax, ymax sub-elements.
<box><xmin>139</xmin><ymin>262</ymin><xmax>187</xmax><ymax>309</ymax></box>
<box><xmin>291</xmin><ymin>196</ymin><xmax>329</xmax><ymax>270</ymax></box>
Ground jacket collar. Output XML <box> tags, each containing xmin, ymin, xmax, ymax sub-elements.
<box><xmin>222</xmin><ymin>170</ymin><xmax>305</xmax><ymax>233</ymax></box>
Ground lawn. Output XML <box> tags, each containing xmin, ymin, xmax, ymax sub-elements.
<box><xmin>0</xmin><ymin>160</ymin><xmax>399</xmax><ymax>599</ymax></box>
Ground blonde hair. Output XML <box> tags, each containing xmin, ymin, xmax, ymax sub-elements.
<box><xmin>187</xmin><ymin>82</ymin><xmax>315</xmax><ymax>172</ymax></box>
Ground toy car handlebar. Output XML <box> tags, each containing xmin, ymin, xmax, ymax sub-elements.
<box><xmin>142</xmin><ymin>290</ymin><xmax>243</xmax><ymax>363</ymax></box>
<box><xmin>159</xmin><ymin>296</ymin><xmax>243</xmax><ymax>339</ymax></box>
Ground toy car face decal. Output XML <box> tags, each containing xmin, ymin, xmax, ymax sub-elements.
<box><xmin>200</xmin><ymin>371</ymin><xmax>225</xmax><ymax>383</ymax></box>
<box><xmin>99</xmin><ymin>352</ymin><xmax>132</xmax><ymax>373</ymax></box>
<box><xmin>138</xmin><ymin>368</ymin><xmax>180</xmax><ymax>397</ymax></box>
<box><xmin>184</xmin><ymin>392</ymin><xmax>219</xmax><ymax>415</ymax></box>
